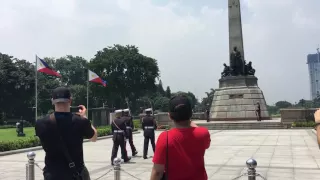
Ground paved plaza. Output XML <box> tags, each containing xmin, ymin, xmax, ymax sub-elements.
<box><xmin>1</xmin><ymin>129</ymin><xmax>320</xmax><ymax>179</ymax></box>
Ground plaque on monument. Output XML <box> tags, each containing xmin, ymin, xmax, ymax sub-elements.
<box><xmin>210</xmin><ymin>0</ymin><xmax>270</xmax><ymax>121</ymax></box>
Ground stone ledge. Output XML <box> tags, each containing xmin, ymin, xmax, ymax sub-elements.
<box><xmin>0</xmin><ymin>131</ymin><xmax>141</xmax><ymax>156</ymax></box>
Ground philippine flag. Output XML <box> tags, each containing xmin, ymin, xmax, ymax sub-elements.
<box><xmin>88</xmin><ymin>70</ymin><xmax>107</xmax><ymax>87</ymax></box>
<box><xmin>36</xmin><ymin>56</ymin><xmax>61</xmax><ymax>77</ymax></box>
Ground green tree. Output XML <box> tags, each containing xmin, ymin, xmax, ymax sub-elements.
<box><xmin>0</xmin><ymin>53</ymin><xmax>35</xmax><ymax>120</ymax></box>
<box><xmin>171</xmin><ymin>91</ymin><xmax>198</xmax><ymax>109</ymax></box>
<box><xmin>69</xmin><ymin>84</ymin><xmax>88</xmax><ymax>106</ymax></box>
<box><xmin>157</xmin><ymin>80</ymin><xmax>165</xmax><ymax>96</ymax></box>
<box><xmin>165</xmin><ymin>86</ymin><xmax>171</xmax><ymax>98</ymax></box>
<box><xmin>153</xmin><ymin>96</ymin><xmax>170</xmax><ymax>112</ymax></box>
<box><xmin>199</xmin><ymin>88</ymin><xmax>215</xmax><ymax>111</ymax></box>
<box><xmin>275</xmin><ymin>101</ymin><xmax>292</xmax><ymax>109</ymax></box>
<box><xmin>89</xmin><ymin>44</ymin><xmax>160</xmax><ymax>111</ymax></box>
<box><xmin>267</xmin><ymin>105</ymin><xmax>279</xmax><ymax>115</ymax></box>
<box><xmin>55</xmin><ymin>55</ymin><xmax>88</xmax><ymax>85</ymax></box>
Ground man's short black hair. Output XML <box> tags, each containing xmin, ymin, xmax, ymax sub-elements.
<box><xmin>52</xmin><ymin>87</ymin><xmax>71</xmax><ymax>104</ymax></box>
<box><xmin>169</xmin><ymin>95</ymin><xmax>192</xmax><ymax>122</ymax></box>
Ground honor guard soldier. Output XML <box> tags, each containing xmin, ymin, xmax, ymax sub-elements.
<box><xmin>123</xmin><ymin>109</ymin><xmax>138</xmax><ymax>156</ymax></box>
<box><xmin>255</xmin><ymin>102</ymin><xmax>261</xmax><ymax>121</ymax></box>
<box><xmin>142</xmin><ymin>108</ymin><xmax>157</xmax><ymax>159</ymax></box>
<box><xmin>111</xmin><ymin>109</ymin><xmax>131</xmax><ymax>165</ymax></box>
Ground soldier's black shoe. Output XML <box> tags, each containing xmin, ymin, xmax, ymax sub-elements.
<box><xmin>132</xmin><ymin>151</ymin><xmax>138</xmax><ymax>156</ymax></box>
<box><xmin>143</xmin><ymin>156</ymin><xmax>148</xmax><ymax>159</ymax></box>
<box><xmin>124</xmin><ymin>157</ymin><xmax>131</xmax><ymax>163</ymax></box>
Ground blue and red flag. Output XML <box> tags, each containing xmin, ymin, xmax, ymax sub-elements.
<box><xmin>36</xmin><ymin>56</ymin><xmax>61</xmax><ymax>77</ymax></box>
<box><xmin>88</xmin><ymin>70</ymin><xmax>107</xmax><ymax>87</ymax></box>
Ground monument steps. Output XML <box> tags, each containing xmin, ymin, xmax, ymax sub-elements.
<box><xmin>194</xmin><ymin>120</ymin><xmax>288</xmax><ymax>130</ymax></box>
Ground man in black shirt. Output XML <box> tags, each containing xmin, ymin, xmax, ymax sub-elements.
<box><xmin>35</xmin><ymin>87</ymin><xmax>98</xmax><ymax>180</ymax></box>
<box><xmin>142</xmin><ymin>108</ymin><xmax>157</xmax><ymax>159</ymax></box>
<box><xmin>123</xmin><ymin>109</ymin><xmax>138</xmax><ymax>156</ymax></box>
<box><xmin>111</xmin><ymin>109</ymin><xmax>131</xmax><ymax>165</ymax></box>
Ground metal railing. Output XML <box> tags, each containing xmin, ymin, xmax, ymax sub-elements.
<box><xmin>232</xmin><ymin>158</ymin><xmax>267</xmax><ymax>180</ymax></box>
<box><xmin>26</xmin><ymin>151</ymin><xmax>266</xmax><ymax>180</ymax></box>
<box><xmin>25</xmin><ymin>151</ymin><xmax>142</xmax><ymax>180</ymax></box>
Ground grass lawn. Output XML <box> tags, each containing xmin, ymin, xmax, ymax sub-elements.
<box><xmin>0</xmin><ymin>127</ymin><xmax>35</xmax><ymax>142</ymax></box>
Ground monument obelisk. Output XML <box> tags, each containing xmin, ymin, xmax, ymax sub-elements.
<box><xmin>209</xmin><ymin>0</ymin><xmax>270</xmax><ymax>121</ymax></box>
<box><xmin>228</xmin><ymin>0</ymin><xmax>245</xmax><ymax>66</ymax></box>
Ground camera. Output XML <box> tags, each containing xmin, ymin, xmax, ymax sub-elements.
<box><xmin>70</xmin><ymin>106</ymin><xmax>82</xmax><ymax>113</ymax></box>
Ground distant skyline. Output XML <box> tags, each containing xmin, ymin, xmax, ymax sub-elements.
<box><xmin>1</xmin><ymin>0</ymin><xmax>320</xmax><ymax>104</ymax></box>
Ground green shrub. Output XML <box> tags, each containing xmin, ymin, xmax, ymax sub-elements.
<box><xmin>0</xmin><ymin>137</ymin><xmax>41</xmax><ymax>152</ymax></box>
<box><xmin>0</xmin><ymin>126</ymin><xmax>115</xmax><ymax>152</ymax></box>
<box><xmin>292</xmin><ymin>121</ymin><xmax>315</xmax><ymax>127</ymax></box>
<box><xmin>157</xmin><ymin>125</ymin><xmax>171</xmax><ymax>130</ymax></box>
<box><xmin>133</xmin><ymin>119</ymin><xmax>141</xmax><ymax>129</ymax></box>
<box><xmin>97</xmin><ymin>126</ymin><xmax>111</xmax><ymax>136</ymax></box>
<box><xmin>0</xmin><ymin>120</ymin><xmax>32</xmax><ymax>129</ymax></box>
<box><xmin>0</xmin><ymin>125</ymin><xmax>16</xmax><ymax>129</ymax></box>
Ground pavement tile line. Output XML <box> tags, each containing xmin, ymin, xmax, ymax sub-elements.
<box><xmin>2</xmin><ymin>129</ymin><xmax>320</xmax><ymax>180</ymax></box>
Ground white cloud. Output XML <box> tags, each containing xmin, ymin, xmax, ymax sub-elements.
<box><xmin>0</xmin><ymin>0</ymin><xmax>319</xmax><ymax>103</ymax></box>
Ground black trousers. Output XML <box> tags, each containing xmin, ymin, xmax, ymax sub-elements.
<box><xmin>143</xmin><ymin>134</ymin><xmax>155</xmax><ymax>157</ymax></box>
<box><xmin>111</xmin><ymin>134</ymin><xmax>128</xmax><ymax>163</ymax></box>
<box><xmin>126</xmin><ymin>130</ymin><xmax>137</xmax><ymax>152</ymax></box>
<box><xmin>43</xmin><ymin>166</ymin><xmax>90</xmax><ymax>180</ymax></box>
<box><xmin>256</xmin><ymin>111</ymin><xmax>261</xmax><ymax>121</ymax></box>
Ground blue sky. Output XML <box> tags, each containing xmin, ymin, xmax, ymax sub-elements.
<box><xmin>1</xmin><ymin>0</ymin><xmax>320</xmax><ymax>104</ymax></box>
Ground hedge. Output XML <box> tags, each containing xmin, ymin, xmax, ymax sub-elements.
<box><xmin>0</xmin><ymin>125</ymin><xmax>16</xmax><ymax>129</ymax></box>
<box><xmin>0</xmin><ymin>120</ymin><xmax>33</xmax><ymax>129</ymax></box>
<box><xmin>292</xmin><ymin>121</ymin><xmax>315</xmax><ymax>127</ymax></box>
<box><xmin>0</xmin><ymin>126</ymin><xmax>116</xmax><ymax>152</ymax></box>
<box><xmin>133</xmin><ymin>119</ymin><xmax>141</xmax><ymax>129</ymax></box>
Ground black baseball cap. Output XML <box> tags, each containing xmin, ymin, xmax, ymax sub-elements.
<box><xmin>51</xmin><ymin>87</ymin><xmax>71</xmax><ymax>104</ymax></box>
<box><xmin>169</xmin><ymin>95</ymin><xmax>192</xmax><ymax>121</ymax></box>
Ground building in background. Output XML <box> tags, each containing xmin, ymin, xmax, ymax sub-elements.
<box><xmin>307</xmin><ymin>48</ymin><xmax>320</xmax><ymax>100</ymax></box>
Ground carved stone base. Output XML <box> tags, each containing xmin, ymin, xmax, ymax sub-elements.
<box><xmin>210</xmin><ymin>75</ymin><xmax>271</xmax><ymax>121</ymax></box>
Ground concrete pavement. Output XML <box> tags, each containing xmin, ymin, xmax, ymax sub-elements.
<box><xmin>1</xmin><ymin>129</ymin><xmax>320</xmax><ymax>179</ymax></box>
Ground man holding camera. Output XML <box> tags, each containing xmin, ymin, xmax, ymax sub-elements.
<box><xmin>35</xmin><ymin>87</ymin><xmax>98</xmax><ymax>180</ymax></box>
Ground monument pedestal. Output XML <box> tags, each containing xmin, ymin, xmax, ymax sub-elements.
<box><xmin>210</xmin><ymin>75</ymin><xmax>270</xmax><ymax>121</ymax></box>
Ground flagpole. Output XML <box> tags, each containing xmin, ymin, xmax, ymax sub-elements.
<box><xmin>35</xmin><ymin>55</ymin><xmax>38</xmax><ymax>121</ymax></box>
<box><xmin>87</xmin><ymin>69</ymin><xmax>89</xmax><ymax>116</ymax></box>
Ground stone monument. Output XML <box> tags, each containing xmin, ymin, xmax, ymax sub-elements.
<box><xmin>210</xmin><ymin>0</ymin><xmax>270</xmax><ymax>121</ymax></box>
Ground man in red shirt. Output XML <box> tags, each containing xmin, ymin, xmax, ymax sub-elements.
<box><xmin>151</xmin><ymin>95</ymin><xmax>211</xmax><ymax>180</ymax></box>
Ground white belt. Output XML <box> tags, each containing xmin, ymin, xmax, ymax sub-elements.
<box><xmin>145</xmin><ymin>126</ymin><xmax>154</xmax><ymax>129</ymax></box>
<box><xmin>114</xmin><ymin>130</ymin><xmax>124</xmax><ymax>133</ymax></box>
<box><xmin>126</xmin><ymin>127</ymin><xmax>132</xmax><ymax>129</ymax></box>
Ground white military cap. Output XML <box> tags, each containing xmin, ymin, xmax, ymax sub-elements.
<box><xmin>123</xmin><ymin>109</ymin><xmax>130</xmax><ymax>112</ymax></box>
<box><xmin>145</xmin><ymin>108</ymin><xmax>152</xmax><ymax>112</ymax></box>
<box><xmin>115</xmin><ymin>109</ymin><xmax>123</xmax><ymax>113</ymax></box>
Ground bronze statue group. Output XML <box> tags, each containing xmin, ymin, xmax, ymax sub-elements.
<box><xmin>221</xmin><ymin>46</ymin><xmax>256</xmax><ymax>77</ymax></box>
<box><xmin>110</xmin><ymin>108</ymin><xmax>156</xmax><ymax>165</ymax></box>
